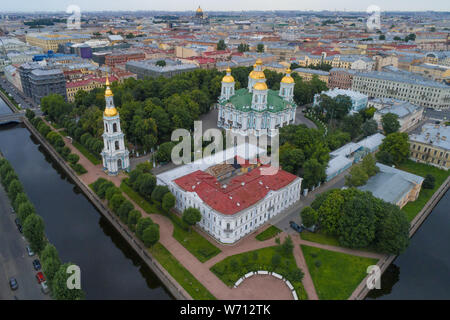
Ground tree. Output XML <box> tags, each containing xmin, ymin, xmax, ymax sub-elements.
<box><xmin>67</xmin><ymin>153</ymin><xmax>80</xmax><ymax>165</ymax></box>
<box><xmin>346</xmin><ymin>165</ymin><xmax>369</xmax><ymax>187</ymax></box>
<box><xmin>361</xmin><ymin>154</ymin><xmax>379</xmax><ymax>177</ymax></box>
<box><xmin>18</xmin><ymin>201</ymin><xmax>36</xmax><ymax>222</ymax></box>
<box><xmin>109</xmin><ymin>193</ymin><xmax>126</xmax><ymax>213</ymax></box>
<box><xmin>338</xmin><ymin>193</ymin><xmax>377</xmax><ymax>248</ymax></box>
<box><xmin>42</xmin><ymin>257</ymin><xmax>61</xmax><ymax>283</ymax></box>
<box><xmin>23</xmin><ymin>214</ymin><xmax>46</xmax><ymax>253</ymax></box>
<box><xmin>376</xmin><ymin>150</ymin><xmax>394</xmax><ymax>166</ymax></box>
<box><xmin>379</xmin><ymin>34</ymin><xmax>386</xmax><ymax>40</ymax></box>
<box><xmin>155</xmin><ymin>60</ymin><xmax>166</xmax><ymax>67</ymax></box>
<box><xmin>362</xmin><ymin>119</ymin><xmax>378</xmax><ymax>137</ymax></box>
<box><xmin>151</xmin><ymin>185</ymin><xmax>170</xmax><ymax>203</ymax></box>
<box><xmin>156</xmin><ymin>142</ymin><xmax>175</xmax><ymax>163</ymax></box>
<box><xmin>162</xmin><ymin>192</ymin><xmax>176</xmax><ymax>212</ymax></box>
<box><xmin>13</xmin><ymin>192</ymin><xmax>28</xmax><ymax>211</ymax></box>
<box><xmin>301</xmin><ymin>206</ymin><xmax>318</xmax><ymax>228</ymax></box>
<box><xmin>382</xmin><ymin>113</ymin><xmax>400</xmax><ymax>134</ymax></box>
<box><xmin>117</xmin><ymin>200</ymin><xmax>134</xmax><ymax>223</ymax></box>
<box><xmin>52</xmin><ymin>263</ymin><xmax>85</xmax><ymax>300</ymax></box>
<box><xmin>25</xmin><ymin>109</ymin><xmax>35</xmax><ymax>120</ymax></box>
<box><xmin>182</xmin><ymin>207</ymin><xmax>202</xmax><ymax>231</ymax></box>
<box><xmin>376</xmin><ymin>132</ymin><xmax>410</xmax><ymax>165</ymax></box>
<box><xmin>375</xmin><ymin>205</ymin><xmax>409</xmax><ymax>254</ymax></box>
<box><xmin>142</xmin><ymin>224</ymin><xmax>159</xmax><ymax>247</ymax></box>
<box><xmin>237</xmin><ymin>43</ymin><xmax>249</xmax><ymax>52</ymax></box>
<box><xmin>279</xmin><ymin>236</ymin><xmax>294</xmax><ymax>257</ymax></box>
<box><xmin>341</xmin><ymin>113</ymin><xmax>363</xmax><ymax>139</ymax></box>
<box><xmin>423</xmin><ymin>174</ymin><xmax>435</xmax><ymax>189</ymax></box>
<box><xmin>127</xmin><ymin>210</ymin><xmax>141</xmax><ymax>230</ymax></box>
<box><xmin>136</xmin><ymin>217</ymin><xmax>153</xmax><ymax>240</ymax></box>
<box><xmin>217</xmin><ymin>39</ymin><xmax>227</xmax><ymax>50</ymax></box>
<box><xmin>317</xmin><ymin>189</ymin><xmax>345</xmax><ymax>235</ymax></box>
<box><xmin>256</xmin><ymin>43</ymin><xmax>265</xmax><ymax>53</ymax></box>
<box><xmin>135</xmin><ymin>173</ymin><xmax>156</xmax><ymax>197</ymax></box>
<box><xmin>41</xmin><ymin>243</ymin><xmax>60</xmax><ymax>262</ymax></box>
<box><xmin>279</xmin><ymin>143</ymin><xmax>304</xmax><ymax>174</ymax></box>
<box><xmin>302</xmin><ymin>158</ymin><xmax>326</xmax><ymax>190</ymax></box>
<box><xmin>8</xmin><ymin>179</ymin><xmax>23</xmax><ymax>202</ymax></box>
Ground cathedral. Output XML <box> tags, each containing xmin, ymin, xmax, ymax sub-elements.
<box><xmin>101</xmin><ymin>78</ymin><xmax>130</xmax><ymax>175</ymax></box>
<box><xmin>217</xmin><ymin>59</ymin><xmax>298</xmax><ymax>137</ymax></box>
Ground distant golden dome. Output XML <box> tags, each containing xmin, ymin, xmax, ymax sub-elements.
<box><xmin>104</xmin><ymin>107</ymin><xmax>118</xmax><ymax>117</ymax></box>
<box><xmin>249</xmin><ymin>70</ymin><xmax>266</xmax><ymax>80</ymax></box>
<box><xmin>196</xmin><ymin>6</ymin><xmax>203</xmax><ymax>13</ymax></box>
<box><xmin>253</xmin><ymin>82</ymin><xmax>268</xmax><ymax>91</ymax></box>
<box><xmin>222</xmin><ymin>75</ymin><xmax>235</xmax><ymax>83</ymax></box>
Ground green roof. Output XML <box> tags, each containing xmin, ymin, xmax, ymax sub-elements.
<box><xmin>220</xmin><ymin>88</ymin><xmax>295</xmax><ymax>113</ymax></box>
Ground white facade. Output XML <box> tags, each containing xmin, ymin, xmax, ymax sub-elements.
<box><xmin>100</xmin><ymin>81</ymin><xmax>130</xmax><ymax>175</ymax></box>
<box><xmin>156</xmin><ymin>144</ymin><xmax>302</xmax><ymax>244</ymax></box>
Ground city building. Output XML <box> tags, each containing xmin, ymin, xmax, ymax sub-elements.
<box><xmin>104</xmin><ymin>51</ymin><xmax>146</xmax><ymax>67</ymax></box>
<box><xmin>351</xmin><ymin>70</ymin><xmax>450</xmax><ymax>110</ymax></box>
<box><xmin>292</xmin><ymin>67</ymin><xmax>330</xmax><ymax>85</ymax></box>
<box><xmin>25</xmin><ymin>33</ymin><xmax>91</xmax><ymax>51</ymax></box>
<box><xmin>314</xmin><ymin>88</ymin><xmax>368</xmax><ymax>113</ymax></box>
<box><xmin>328</xmin><ymin>68</ymin><xmax>358</xmax><ymax>89</ymax></box>
<box><xmin>409</xmin><ymin>63</ymin><xmax>450</xmax><ymax>83</ymax></box>
<box><xmin>358</xmin><ymin>163</ymin><xmax>424</xmax><ymax>208</ymax></box>
<box><xmin>101</xmin><ymin>78</ymin><xmax>130</xmax><ymax>175</ymax></box>
<box><xmin>373</xmin><ymin>99</ymin><xmax>424</xmax><ymax>132</ymax></box>
<box><xmin>66</xmin><ymin>75</ymin><xmax>118</xmax><ymax>102</ymax></box>
<box><xmin>217</xmin><ymin>60</ymin><xmax>297</xmax><ymax>137</ymax></box>
<box><xmin>4</xmin><ymin>64</ymin><xmax>23</xmax><ymax>91</ymax></box>
<box><xmin>409</xmin><ymin>123</ymin><xmax>450</xmax><ymax>170</ymax></box>
<box><xmin>156</xmin><ymin>144</ymin><xmax>302</xmax><ymax>244</ymax></box>
<box><xmin>326</xmin><ymin>133</ymin><xmax>385</xmax><ymax>181</ymax></box>
<box><xmin>125</xmin><ymin>59</ymin><xmax>198</xmax><ymax>79</ymax></box>
<box><xmin>28</xmin><ymin>68</ymin><xmax>67</xmax><ymax>104</ymax></box>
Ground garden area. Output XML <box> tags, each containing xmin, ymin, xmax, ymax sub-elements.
<box><xmin>149</xmin><ymin>243</ymin><xmax>216</xmax><ymax>300</ymax></box>
<box><xmin>210</xmin><ymin>241</ymin><xmax>308</xmax><ymax>300</ymax></box>
<box><xmin>255</xmin><ymin>225</ymin><xmax>282</xmax><ymax>241</ymax></box>
<box><xmin>301</xmin><ymin>245</ymin><xmax>378</xmax><ymax>300</ymax></box>
<box><xmin>397</xmin><ymin>160</ymin><xmax>450</xmax><ymax>222</ymax></box>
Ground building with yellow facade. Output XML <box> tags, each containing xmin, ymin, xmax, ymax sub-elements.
<box><xmin>26</xmin><ymin>33</ymin><xmax>91</xmax><ymax>51</ymax></box>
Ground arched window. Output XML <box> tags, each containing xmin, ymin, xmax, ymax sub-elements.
<box><xmin>113</xmin><ymin>123</ymin><xmax>117</xmax><ymax>133</ymax></box>
<box><xmin>105</xmin><ymin>123</ymin><xmax>108</xmax><ymax>132</ymax></box>
<box><xmin>115</xmin><ymin>141</ymin><xmax>120</xmax><ymax>150</ymax></box>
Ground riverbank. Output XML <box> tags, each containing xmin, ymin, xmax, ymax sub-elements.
<box><xmin>0</xmin><ymin>89</ymin><xmax>20</xmax><ymax>113</ymax></box>
<box><xmin>23</xmin><ymin>118</ymin><xmax>191</xmax><ymax>300</ymax></box>
<box><xmin>350</xmin><ymin>174</ymin><xmax>450</xmax><ymax>300</ymax></box>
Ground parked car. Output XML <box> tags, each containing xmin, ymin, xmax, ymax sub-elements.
<box><xmin>41</xmin><ymin>281</ymin><xmax>50</xmax><ymax>294</ymax></box>
<box><xmin>14</xmin><ymin>218</ymin><xmax>22</xmax><ymax>233</ymax></box>
<box><xmin>32</xmin><ymin>259</ymin><xmax>41</xmax><ymax>271</ymax></box>
<box><xmin>26</xmin><ymin>245</ymin><xmax>35</xmax><ymax>257</ymax></box>
<box><xmin>289</xmin><ymin>221</ymin><xmax>304</xmax><ymax>233</ymax></box>
<box><xmin>9</xmin><ymin>278</ymin><xmax>18</xmax><ymax>290</ymax></box>
<box><xmin>10</xmin><ymin>207</ymin><xmax>15</xmax><ymax>214</ymax></box>
<box><xmin>35</xmin><ymin>272</ymin><xmax>45</xmax><ymax>284</ymax></box>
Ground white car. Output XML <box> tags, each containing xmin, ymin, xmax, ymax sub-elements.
<box><xmin>26</xmin><ymin>245</ymin><xmax>34</xmax><ymax>257</ymax></box>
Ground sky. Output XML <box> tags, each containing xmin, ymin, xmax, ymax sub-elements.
<box><xmin>1</xmin><ymin>0</ymin><xmax>449</xmax><ymax>12</ymax></box>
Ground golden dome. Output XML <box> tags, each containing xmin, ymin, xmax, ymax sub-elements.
<box><xmin>226</xmin><ymin>67</ymin><xmax>231</xmax><ymax>73</ymax></box>
<box><xmin>253</xmin><ymin>82</ymin><xmax>268</xmax><ymax>91</ymax></box>
<box><xmin>105</xmin><ymin>76</ymin><xmax>113</xmax><ymax>97</ymax></box>
<box><xmin>104</xmin><ymin>107</ymin><xmax>118</xmax><ymax>117</ymax></box>
<box><xmin>222</xmin><ymin>75</ymin><xmax>235</xmax><ymax>83</ymax></box>
<box><xmin>196</xmin><ymin>6</ymin><xmax>203</xmax><ymax>13</ymax></box>
<box><xmin>255</xmin><ymin>58</ymin><xmax>263</xmax><ymax>65</ymax></box>
<box><xmin>249</xmin><ymin>70</ymin><xmax>266</xmax><ymax>80</ymax></box>
<box><xmin>281</xmin><ymin>68</ymin><xmax>294</xmax><ymax>84</ymax></box>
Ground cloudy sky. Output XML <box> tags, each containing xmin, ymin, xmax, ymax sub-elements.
<box><xmin>2</xmin><ymin>0</ymin><xmax>449</xmax><ymax>12</ymax></box>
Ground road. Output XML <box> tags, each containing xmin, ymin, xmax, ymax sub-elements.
<box><xmin>0</xmin><ymin>183</ymin><xmax>50</xmax><ymax>300</ymax></box>
<box><xmin>0</xmin><ymin>77</ymin><xmax>37</xmax><ymax>110</ymax></box>
<box><xmin>423</xmin><ymin>108</ymin><xmax>450</xmax><ymax>122</ymax></box>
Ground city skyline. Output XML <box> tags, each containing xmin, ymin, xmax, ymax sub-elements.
<box><xmin>1</xmin><ymin>0</ymin><xmax>449</xmax><ymax>13</ymax></box>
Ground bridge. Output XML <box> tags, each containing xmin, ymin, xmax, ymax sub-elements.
<box><xmin>0</xmin><ymin>113</ymin><xmax>24</xmax><ymax>125</ymax></box>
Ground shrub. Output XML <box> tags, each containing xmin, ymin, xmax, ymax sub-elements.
<box><xmin>142</xmin><ymin>224</ymin><xmax>159</xmax><ymax>247</ymax></box>
<box><xmin>301</xmin><ymin>206</ymin><xmax>318</xmax><ymax>228</ymax></box>
<box><xmin>67</xmin><ymin>153</ymin><xmax>80</xmax><ymax>165</ymax></box>
<box><xmin>136</xmin><ymin>217</ymin><xmax>153</xmax><ymax>240</ymax></box>
<box><xmin>423</xmin><ymin>174</ymin><xmax>435</xmax><ymax>189</ymax></box>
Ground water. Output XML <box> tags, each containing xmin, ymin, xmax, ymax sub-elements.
<box><xmin>367</xmin><ymin>189</ymin><xmax>450</xmax><ymax>299</ymax></box>
<box><xmin>0</xmin><ymin>123</ymin><xmax>173</xmax><ymax>300</ymax></box>
<box><xmin>0</xmin><ymin>95</ymin><xmax>12</xmax><ymax>115</ymax></box>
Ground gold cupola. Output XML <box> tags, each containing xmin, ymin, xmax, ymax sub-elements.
<box><xmin>281</xmin><ymin>68</ymin><xmax>294</xmax><ymax>84</ymax></box>
<box><xmin>104</xmin><ymin>76</ymin><xmax>113</xmax><ymax>97</ymax></box>
<box><xmin>253</xmin><ymin>82</ymin><xmax>268</xmax><ymax>91</ymax></box>
<box><xmin>104</xmin><ymin>76</ymin><xmax>118</xmax><ymax>117</ymax></box>
<box><xmin>222</xmin><ymin>67</ymin><xmax>235</xmax><ymax>83</ymax></box>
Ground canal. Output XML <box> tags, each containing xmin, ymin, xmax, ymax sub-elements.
<box><xmin>0</xmin><ymin>122</ymin><xmax>172</xmax><ymax>300</ymax></box>
<box><xmin>368</xmin><ymin>188</ymin><xmax>450</xmax><ymax>299</ymax></box>
<box><xmin>0</xmin><ymin>94</ymin><xmax>13</xmax><ymax>115</ymax></box>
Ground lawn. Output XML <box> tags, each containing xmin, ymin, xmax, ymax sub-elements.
<box><xmin>301</xmin><ymin>245</ymin><xmax>378</xmax><ymax>300</ymax></box>
<box><xmin>120</xmin><ymin>180</ymin><xmax>221</xmax><ymax>262</ymax></box>
<box><xmin>255</xmin><ymin>225</ymin><xmax>282</xmax><ymax>241</ymax></box>
<box><xmin>150</xmin><ymin>243</ymin><xmax>216</xmax><ymax>300</ymax></box>
<box><xmin>398</xmin><ymin>160</ymin><xmax>450</xmax><ymax>222</ymax></box>
<box><xmin>300</xmin><ymin>231</ymin><xmax>340</xmax><ymax>247</ymax></box>
<box><xmin>211</xmin><ymin>246</ymin><xmax>308</xmax><ymax>300</ymax></box>
<box><xmin>72</xmin><ymin>140</ymin><xmax>102</xmax><ymax>165</ymax></box>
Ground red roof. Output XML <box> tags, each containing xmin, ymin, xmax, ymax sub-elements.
<box><xmin>174</xmin><ymin>166</ymin><xmax>298</xmax><ymax>215</ymax></box>
<box><xmin>66</xmin><ymin>75</ymin><xmax>118</xmax><ymax>88</ymax></box>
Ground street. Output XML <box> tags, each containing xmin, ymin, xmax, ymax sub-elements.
<box><xmin>0</xmin><ymin>76</ymin><xmax>37</xmax><ymax>110</ymax></box>
<box><xmin>423</xmin><ymin>108</ymin><xmax>450</xmax><ymax>122</ymax></box>
<box><xmin>0</xmin><ymin>184</ymin><xmax>50</xmax><ymax>300</ymax></box>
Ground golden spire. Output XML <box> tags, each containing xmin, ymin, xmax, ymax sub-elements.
<box><xmin>105</xmin><ymin>75</ymin><xmax>113</xmax><ymax>97</ymax></box>
<box><xmin>281</xmin><ymin>68</ymin><xmax>294</xmax><ymax>84</ymax></box>
<box><xmin>222</xmin><ymin>66</ymin><xmax>234</xmax><ymax>83</ymax></box>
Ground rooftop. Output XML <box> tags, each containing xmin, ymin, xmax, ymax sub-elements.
<box><xmin>354</xmin><ymin>70</ymin><xmax>450</xmax><ymax>89</ymax></box>
<box><xmin>221</xmin><ymin>88</ymin><xmax>294</xmax><ymax>113</ymax></box>
<box><xmin>409</xmin><ymin>123</ymin><xmax>450</xmax><ymax>151</ymax></box>
<box><xmin>375</xmin><ymin>101</ymin><xmax>423</xmax><ymax>118</ymax></box>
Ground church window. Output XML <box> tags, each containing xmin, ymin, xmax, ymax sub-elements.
<box><xmin>113</xmin><ymin>123</ymin><xmax>118</xmax><ymax>133</ymax></box>
<box><xmin>115</xmin><ymin>141</ymin><xmax>120</xmax><ymax>150</ymax></box>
